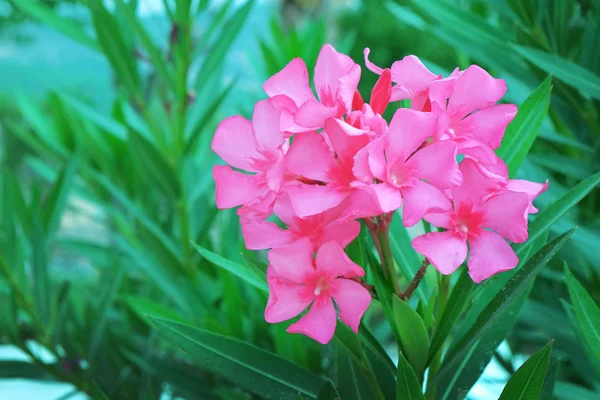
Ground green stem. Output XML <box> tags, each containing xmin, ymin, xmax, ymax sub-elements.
<box><xmin>426</xmin><ymin>274</ymin><xmax>450</xmax><ymax>399</ymax></box>
<box><xmin>374</xmin><ymin>216</ymin><xmax>402</xmax><ymax>296</ymax></box>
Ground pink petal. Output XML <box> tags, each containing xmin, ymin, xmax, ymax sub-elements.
<box><xmin>237</xmin><ymin>191</ymin><xmax>277</xmax><ymax>223</ymax></box>
<box><xmin>272</xmin><ymin>192</ymin><xmax>298</xmax><ymax>227</ymax></box>
<box><xmin>353</xmin><ymin>136</ymin><xmax>387</xmax><ymax>183</ymax></box>
<box><xmin>428</xmin><ymin>78</ymin><xmax>457</xmax><ymax>109</ymax></box>
<box><xmin>370</xmin><ymin>69</ymin><xmax>392</xmax><ymax>115</ymax></box>
<box><xmin>242</xmin><ymin>220</ymin><xmax>295</xmax><ymax>250</ymax></box>
<box><xmin>457</xmin><ymin>139</ymin><xmax>502</xmax><ymax>165</ymax></box>
<box><xmin>285</xmin><ymin>131</ymin><xmax>337</xmax><ymax>182</ymax></box>
<box><xmin>263</xmin><ymin>58</ymin><xmax>314</xmax><ymax>108</ymax></box>
<box><xmin>338</xmin><ymin>64</ymin><xmax>362</xmax><ymax>111</ymax></box>
<box><xmin>453</xmin><ymin>158</ymin><xmax>507</xmax><ymax>206</ymax></box>
<box><xmin>268</xmin><ymin>95</ymin><xmax>312</xmax><ymax>135</ymax></box>
<box><xmin>423</xmin><ymin>210</ymin><xmax>454</xmax><ymax>229</ymax></box>
<box><xmin>294</xmin><ymin>98</ymin><xmax>339</xmax><ymax>129</ymax></box>
<box><xmin>406</xmin><ymin>140</ymin><xmax>462</xmax><ymax>189</ymax></box>
<box><xmin>467</xmin><ymin>230</ymin><xmax>518</xmax><ymax>283</ymax></box>
<box><xmin>252</xmin><ymin>99</ymin><xmax>285</xmax><ymax>154</ymax></box>
<box><xmin>324</xmin><ymin>118</ymin><xmax>371</xmax><ymax>163</ymax></box>
<box><xmin>453</xmin><ymin>104</ymin><xmax>517</xmax><ymax>149</ymax></box>
<box><xmin>319</xmin><ymin>220</ymin><xmax>361</xmax><ymax>249</ymax></box>
<box><xmin>412</xmin><ymin>231</ymin><xmax>467</xmax><ymax>275</ymax></box>
<box><xmin>287</xmin><ymin>182</ymin><xmax>351</xmax><ymax>218</ymax></box>
<box><xmin>213</xmin><ymin>165</ymin><xmax>264</xmax><ymax>209</ymax></box>
<box><xmin>315</xmin><ymin>44</ymin><xmax>357</xmax><ymax>105</ymax></box>
<box><xmin>364</xmin><ymin>182</ymin><xmax>403</xmax><ymax>213</ymax></box>
<box><xmin>387</xmin><ymin>109</ymin><xmax>438</xmax><ymax>165</ymax></box>
<box><xmin>338</xmin><ymin>188</ymin><xmax>385</xmax><ymax>220</ymax></box>
<box><xmin>448</xmin><ymin>65</ymin><xmax>507</xmax><ymax>118</ymax></box>
<box><xmin>316</xmin><ymin>241</ymin><xmax>365</xmax><ymax>279</ymax></box>
<box><xmin>267</xmin><ymin>237</ymin><xmax>315</xmax><ymax>284</ymax></box>
<box><xmin>211</xmin><ymin>116</ymin><xmax>260</xmax><ymax>171</ymax></box>
<box><xmin>265</xmin><ymin>266</ymin><xmax>312</xmax><ymax>323</ymax></box>
<box><xmin>402</xmin><ymin>180</ymin><xmax>452</xmax><ymax>227</ymax></box>
<box><xmin>506</xmin><ymin>179</ymin><xmax>549</xmax><ymax>214</ymax></box>
<box><xmin>332</xmin><ymin>279</ymin><xmax>372</xmax><ymax>333</ymax></box>
<box><xmin>363</xmin><ymin>47</ymin><xmax>385</xmax><ymax>75</ymax></box>
<box><xmin>481</xmin><ymin>191</ymin><xmax>530</xmax><ymax>243</ymax></box>
<box><xmin>287</xmin><ymin>297</ymin><xmax>337</xmax><ymax>344</ymax></box>
<box><xmin>389</xmin><ymin>55</ymin><xmax>439</xmax><ymax>100</ymax></box>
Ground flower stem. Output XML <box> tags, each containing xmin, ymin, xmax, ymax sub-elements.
<box><xmin>400</xmin><ymin>259</ymin><xmax>430</xmax><ymax>300</ymax></box>
<box><xmin>373</xmin><ymin>215</ymin><xmax>402</xmax><ymax>296</ymax></box>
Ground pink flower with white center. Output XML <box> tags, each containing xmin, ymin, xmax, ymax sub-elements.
<box><xmin>353</xmin><ymin>108</ymin><xmax>463</xmax><ymax>226</ymax></box>
<box><xmin>265</xmin><ymin>238</ymin><xmax>372</xmax><ymax>344</ymax></box>
<box><xmin>263</xmin><ymin>44</ymin><xmax>361</xmax><ymax>131</ymax></box>
<box><xmin>241</xmin><ymin>193</ymin><xmax>360</xmax><ymax>250</ymax></box>
<box><xmin>211</xmin><ymin>99</ymin><xmax>288</xmax><ymax>211</ymax></box>
<box><xmin>413</xmin><ymin>159</ymin><xmax>531</xmax><ymax>283</ymax></box>
<box><xmin>285</xmin><ymin>118</ymin><xmax>382</xmax><ymax>218</ymax></box>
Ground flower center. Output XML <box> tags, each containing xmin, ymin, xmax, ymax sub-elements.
<box><xmin>313</xmin><ymin>276</ymin><xmax>330</xmax><ymax>296</ymax></box>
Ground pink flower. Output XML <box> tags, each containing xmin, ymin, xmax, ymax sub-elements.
<box><xmin>265</xmin><ymin>238</ymin><xmax>372</xmax><ymax>344</ymax></box>
<box><xmin>353</xmin><ymin>108</ymin><xmax>462</xmax><ymax>226</ymax></box>
<box><xmin>428</xmin><ymin>66</ymin><xmax>517</xmax><ymax>167</ymax></box>
<box><xmin>285</xmin><ymin>119</ymin><xmax>378</xmax><ymax>218</ymax></box>
<box><xmin>241</xmin><ymin>193</ymin><xmax>360</xmax><ymax>250</ymax></box>
<box><xmin>212</xmin><ymin>99</ymin><xmax>288</xmax><ymax>211</ymax></box>
<box><xmin>264</xmin><ymin>44</ymin><xmax>361</xmax><ymax>131</ymax></box>
<box><xmin>412</xmin><ymin>159</ymin><xmax>531</xmax><ymax>283</ymax></box>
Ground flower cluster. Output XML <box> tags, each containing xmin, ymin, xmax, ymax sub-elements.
<box><xmin>211</xmin><ymin>44</ymin><xmax>547</xmax><ymax>344</ymax></box>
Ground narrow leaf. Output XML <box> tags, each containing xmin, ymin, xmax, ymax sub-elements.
<box><xmin>429</xmin><ymin>229</ymin><xmax>574</xmax><ymax>389</ymax></box>
<box><xmin>11</xmin><ymin>0</ymin><xmax>98</xmax><ymax>50</ymax></box>
<box><xmin>392</xmin><ymin>296</ymin><xmax>429</xmax><ymax>380</ymax></box>
<box><xmin>499</xmin><ymin>341</ymin><xmax>553</xmax><ymax>400</ymax></box>
<box><xmin>152</xmin><ymin>318</ymin><xmax>325</xmax><ymax>399</ymax></box>
<box><xmin>515</xmin><ymin>45</ymin><xmax>600</xmax><ymax>99</ymax></box>
<box><xmin>193</xmin><ymin>243</ymin><xmax>268</xmax><ymax>292</ymax></box>
<box><xmin>396</xmin><ymin>352</ymin><xmax>425</xmax><ymax>400</ymax></box>
<box><xmin>496</xmin><ymin>75</ymin><xmax>552</xmax><ymax>177</ymax></box>
<box><xmin>564</xmin><ymin>266</ymin><xmax>600</xmax><ymax>377</ymax></box>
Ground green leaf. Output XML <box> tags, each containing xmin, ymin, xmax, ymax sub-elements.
<box><xmin>41</xmin><ymin>156</ymin><xmax>78</xmax><ymax>238</ymax></box>
<box><xmin>194</xmin><ymin>0</ymin><xmax>254</xmax><ymax>88</ymax></box>
<box><xmin>564</xmin><ymin>266</ymin><xmax>600</xmax><ymax>377</ymax></box>
<box><xmin>89</xmin><ymin>0</ymin><xmax>142</xmax><ymax>103</ymax></box>
<box><xmin>121</xmin><ymin>6</ymin><xmax>177</xmax><ymax>93</ymax></box>
<box><xmin>499</xmin><ymin>341</ymin><xmax>553</xmax><ymax>400</ymax></box>
<box><xmin>152</xmin><ymin>318</ymin><xmax>325</xmax><ymax>399</ymax></box>
<box><xmin>193</xmin><ymin>243</ymin><xmax>268</xmax><ymax>292</ymax></box>
<box><xmin>514</xmin><ymin>45</ymin><xmax>600</xmax><ymax>99</ymax></box>
<box><xmin>438</xmin><ymin>282</ymin><xmax>533</xmax><ymax>399</ymax></box>
<box><xmin>124</xmin><ymin>295</ymin><xmax>188</xmax><ymax>326</ymax></box>
<box><xmin>129</xmin><ymin>131</ymin><xmax>181</xmax><ymax>197</ymax></box>
<box><xmin>10</xmin><ymin>0</ymin><xmax>98</xmax><ymax>50</ymax></box>
<box><xmin>0</xmin><ymin>361</ymin><xmax>48</xmax><ymax>379</ymax></box>
<box><xmin>87</xmin><ymin>266</ymin><xmax>124</xmax><ymax>364</ymax></box>
<box><xmin>185</xmin><ymin>78</ymin><xmax>236</xmax><ymax>154</ymax></box>
<box><xmin>496</xmin><ymin>75</ymin><xmax>552</xmax><ymax>177</ymax></box>
<box><xmin>429</xmin><ymin>229</ymin><xmax>574</xmax><ymax>389</ymax></box>
<box><xmin>317</xmin><ymin>380</ymin><xmax>341</xmax><ymax>400</ymax></box>
<box><xmin>392</xmin><ymin>296</ymin><xmax>429</xmax><ymax>380</ymax></box>
<box><xmin>59</xmin><ymin>94</ymin><xmax>127</xmax><ymax>141</ymax></box>
<box><xmin>396</xmin><ymin>352</ymin><xmax>425</xmax><ymax>400</ymax></box>
<box><xmin>31</xmin><ymin>214</ymin><xmax>50</xmax><ymax>325</ymax></box>
<box><xmin>540</xmin><ymin>358</ymin><xmax>559</xmax><ymax>400</ymax></box>
<box><xmin>428</xmin><ymin>268</ymin><xmax>474</xmax><ymax>363</ymax></box>
<box><xmin>335</xmin><ymin>347</ymin><xmax>374</xmax><ymax>400</ymax></box>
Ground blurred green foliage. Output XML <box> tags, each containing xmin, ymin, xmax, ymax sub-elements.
<box><xmin>0</xmin><ymin>0</ymin><xmax>598</xmax><ymax>399</ymax></box>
